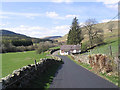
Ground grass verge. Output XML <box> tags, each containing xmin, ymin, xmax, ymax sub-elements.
<box><xmin>67</xmin><ymin>55</ymin><xmax>119</xmax><ymax>87</ymax></box>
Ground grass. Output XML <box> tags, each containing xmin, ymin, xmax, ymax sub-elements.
<box><xmin>67</xmin><ymin>55</ymin><xmax>119</xmax><ymax>87</ymax></box>
<box><xmin>100</xmin><ymin>72</ymin><xmax>119</xmax><ymax>86</ymax></box>
<box><xmin>2</xmin><ymin>51</ymin><xmax>51</xmax><ymax>78</ymax></box>
<box><xmin>58</xmin><ymin>52</ymin><xmax>60</xmax><ymax>55</ymax></box>
<box><xmin>82</xmin><ymin>37</ymin><xmax>118</xmax><ymax>56</ymax></box>
<box><xmin>27</xmin><ymin>62</ymin><xmax>61</xmax><ymax>88</ymax></box>
<box><xmin>49</xmin><ymin>46</ymin><xmax>60</xmax><ymax>50</ymax></box>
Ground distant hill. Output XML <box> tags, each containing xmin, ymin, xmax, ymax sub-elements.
<box><xmin>0</xmin><ymin>29</ymin><xmax>53</xmax><ymax>43</ymax></box>
<box><xmin>56</xmin><ymin>20</ymin><xmax>118</xmax><ymax>42</ymax></box>
<box><xmin>0</xmin><ymin>29</ymin><xmax>30</xmax><ymax>38</ymax></box>
<box><xmin>41</xmin><ymin>36</ymin><xmax>62</xmax><ymax>40</ymax></box>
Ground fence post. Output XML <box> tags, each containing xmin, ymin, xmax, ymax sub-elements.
<box><xmin>34</xmin><ymin>60</ymin><xmax>37</xmax><ymax>70</ymax></box>
<box><xmin>109</xmin><ymin>45</ymin><xmax>112</xmax><ymax>56</ymax></box>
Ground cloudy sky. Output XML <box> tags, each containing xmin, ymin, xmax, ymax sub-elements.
<box><xmin>0</xmin><ymin>0</ymin><xmax>119</xmax><ymax>38</ymax></box>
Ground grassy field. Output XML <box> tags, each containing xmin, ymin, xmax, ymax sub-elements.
<box><xmin>2</xmin><ymin>51</ymin><xmax>51</xmax><ymax>78</ymax></box>
<box><xmin>82</xmin><ymin>37</ymin><xmax>118</xmax><ymax>56</ymax></box>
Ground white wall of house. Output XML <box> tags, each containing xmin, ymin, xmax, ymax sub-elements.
<box><xmin>60</xmin><ymin>49</ymin><xmax>81</xmax><ymax>55</ymax></box>
<box><xmin>72</xmin><ymin>50</ymin><xmax>81</xmax><ymax>53</ymax></box>
<box><xmin>60</xmin><ymin>50</ymin><xmax>69</xmax><ymax>55</ymax></box>
<box><xmin>73</xmin><ymin>50</ymin><xmax>77</xmax><ymax>53</ymax></box>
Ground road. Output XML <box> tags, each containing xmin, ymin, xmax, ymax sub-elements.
<box><xmin>50</xmin><ymin>55</ymin><xmax>118</xmax><ymax>88</ymax></box>
<box><xmin>0</xmin><ymin>80</ymin><xmax>2</xmax><ymax>90</ymax></box>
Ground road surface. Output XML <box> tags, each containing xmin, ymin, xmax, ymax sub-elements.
<box><xmin>0</xmin><ymin>80</ymin><xmax>2</xmax><ymax>90</ymax></box>
<box><xmin>50</xmin><ymin>55</ymin><xmax>118</xmax><ymax>88</ymax></box>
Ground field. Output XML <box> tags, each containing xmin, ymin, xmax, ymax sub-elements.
<box><xmin>2</xmin><ymin>51</ymin><xmax>51</xmax><ymax>78</ymax></box>
<box><xmin>82</xmin><ymin>37</ymin><xmax>118</xmax><ymax>56</ymax></box>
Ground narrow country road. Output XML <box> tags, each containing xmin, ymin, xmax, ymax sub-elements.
<box><xmin>50</xmin><ymin>55</ymin><xmax>118</xmax><ymax>88</ymax></box>
<box><xmin>0</xmin><ymin>81</ymin><xmax>2</xmax><ymax>90</ymax></box>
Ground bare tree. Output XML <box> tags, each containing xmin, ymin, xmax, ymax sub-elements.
<box><xmin>108</xmin><ymin>23</ymin><xmax>114</xmax><ymax>32</ymax></box>
<box><xmin>84</xmin><ymin>19</ymin><xmax>104</xmax><ymax>47</ymax></box>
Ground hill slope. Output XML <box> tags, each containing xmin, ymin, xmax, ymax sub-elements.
<box><xmin>1</xmin><ymin>29</ymin><xmax>53</xmax><ymax>43</ymax></box>
<box><xmin>56</xmin><ymin>20</ymin><xmax>118</xmax><ymax>42</ymax></box>
<box><xmin>0</xmin><ymin>29</ymin><xmax>31</xmax><ymax>40</ymax></box>
<box><xmin>41</xmin><ymin>36</ymin><xmax>62</xmax><ymax>40</ymax></box>
<box><xmin>0</xmin><ymin>30</ymin><xmax>29</xmax><ymax>37</ymax></box>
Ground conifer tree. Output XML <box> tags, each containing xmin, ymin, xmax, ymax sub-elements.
<box><xmin>67</xmin><ymin>17</ymin><xmax>83</xmax><ymax>45</ymax></box>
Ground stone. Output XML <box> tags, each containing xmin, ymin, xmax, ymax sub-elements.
<box><xmin>107</xmin><ymin>73</ymin><xmax>112</xmax><ymax>76</ymax></box>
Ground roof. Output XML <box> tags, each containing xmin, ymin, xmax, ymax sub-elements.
<box><xmin>60</xmin><ymin>45</ymin><xmax>81</xmax><ymax>51</ymax></box>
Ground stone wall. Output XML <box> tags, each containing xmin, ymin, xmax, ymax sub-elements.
<box><xmin>2</xmin><ymin>57</ymin><xmax>62</xmax><ymax>89</ymax></box>
<box><xmin>71</xmin><ymin>54</ymin><xmax>89</xmax><ymax>64</ymax></box>
<box><xmin>71</xmin><ymin>54</ymin><xmax>118</xmax><ymax>74</ymax></box>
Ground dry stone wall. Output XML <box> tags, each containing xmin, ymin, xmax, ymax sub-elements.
<box><xmin>71</xmin><ymin>54</ymin><xmax>118</xmax><ymax>74</ymax></box>
<box><xmin>2</xmin><ymin>57</ymin><xmax>62</xmax><ymax>89</ymax></box>
<box><xmin>71</xmin><ymin>54</ymin><xmax>89</xmax><ymax>64</ymax></box>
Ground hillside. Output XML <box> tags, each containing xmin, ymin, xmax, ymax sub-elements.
<box><xmin>0</xmin><ymin>30</ymin><xmax>29</xmax><ymax>37</ymax></box>
<box><xmin>56</xmin><ymin>20</ymin><xmax>118</xmax><ymax>42</ymax></box>
<box><xmin>1</xmin><ymin>29</ymin><xmax>53</xmax><ymax>43</ymax></box>
<box><xmin>41</xmin><ymin>36</ymin><xmax>62</xmax><ymax>40</ymax></box>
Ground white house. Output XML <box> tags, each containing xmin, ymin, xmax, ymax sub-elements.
<box><xmin>60</xmin><ymin>45</ymin><xmax>81</xmax><ymax>55</ymax></box>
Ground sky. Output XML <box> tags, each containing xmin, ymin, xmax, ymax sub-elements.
<box><xmin>0</xmin><ymin>0</ymin><xmax>119</xmax><ymax>38</ymax></box>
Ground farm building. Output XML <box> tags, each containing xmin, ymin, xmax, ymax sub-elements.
<box><xmin>60</xmin><ymin>45</ymin><xmax>81</xmax><ymax>55</ymax></box>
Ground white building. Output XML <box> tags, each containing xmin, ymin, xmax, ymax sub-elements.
<box><xmin>60</xmin><ymin>45</ymin><xmax>81</xmax><ymax>55</ymax></box>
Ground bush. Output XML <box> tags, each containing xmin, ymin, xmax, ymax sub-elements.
<box><xmin>36</xmin><ymin>41</ymin><xmax>54</xmax><ymax>54</ymax></box>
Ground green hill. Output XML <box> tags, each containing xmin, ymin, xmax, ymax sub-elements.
<box><xmin>56</xmin><ymin>20</ymin><xmax>118</xmax><ymax>42</ymax></box>
<box><xmin>0</xmin><ymin>29</ymin><xmax>53</xmax><ymax>43</ymax></box>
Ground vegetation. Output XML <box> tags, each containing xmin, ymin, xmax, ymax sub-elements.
<box><xmin>11</xmin><ymin>39</ymin><xmax>33</xmax><ymax>46</ymax></box>
<box><xmin>36</xmin><ymin>41</ymin><xmax>55</xmax><ymax>54</ymax></box>
<box><xmin>84</xmin><ymin>19</ymin><xmax>104</xmax><ymax>48</ymax></box>
<box><xmin>2</xmin><ymin>51</ymin><xmax>51</xmax><ymax>77</ymax></box>
<box><xmin>1</xmin><ymin>43</ymin><xmax>37</xmax><ymax>53</ymax></box>
<box><xmin>56</xmin><ymin>20</ymin><xmax>118</xmax><ymax>43</ymax></box>
<box><xmin>49</xmin><ymin>46</ymin><xmax>60</xmax><ymax>50</ymax></box>
<box><xmin>82</xmin><ymin>37</ymin><xmax>118</xmax><ymax>56</ymax></box>
<box><xmin>107</xmin><ymin>22</ymin><xmax>114</xmax><ymax>32</ymax></box>
<box><xmin>67</xmin><ymin>17</ymin><xmax>83</xmax><ymax>45</ymax></box>
<box><xmin>0</xmin><ymin>30</ymin><xmax>55</xmax><ymax>53</ymax></box>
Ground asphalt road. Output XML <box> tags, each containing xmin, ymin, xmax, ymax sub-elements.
<box><xmin>0</xmin><ymin>82</ymin><xmax>2</xmax><ymax>90</ymax></box>
<box><xmin>50</xmin><ymin>55</ymin><xmax>118</xmax><ymax>88</ymax></box>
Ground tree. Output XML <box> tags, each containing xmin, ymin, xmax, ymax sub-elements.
<box><xmin>36</xmin><ymin>41</ymin><xmax>54</xmax><ymax>54</ymax></box>
<box><xmin>84</xmin><ymin>19</ymin><xmax>104</xmax><ymax>47</ymax></box>
<box><xmin>67</xmin><ymin>17</ymin><xmax>83</xmax><ymax>45</ymax></box>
